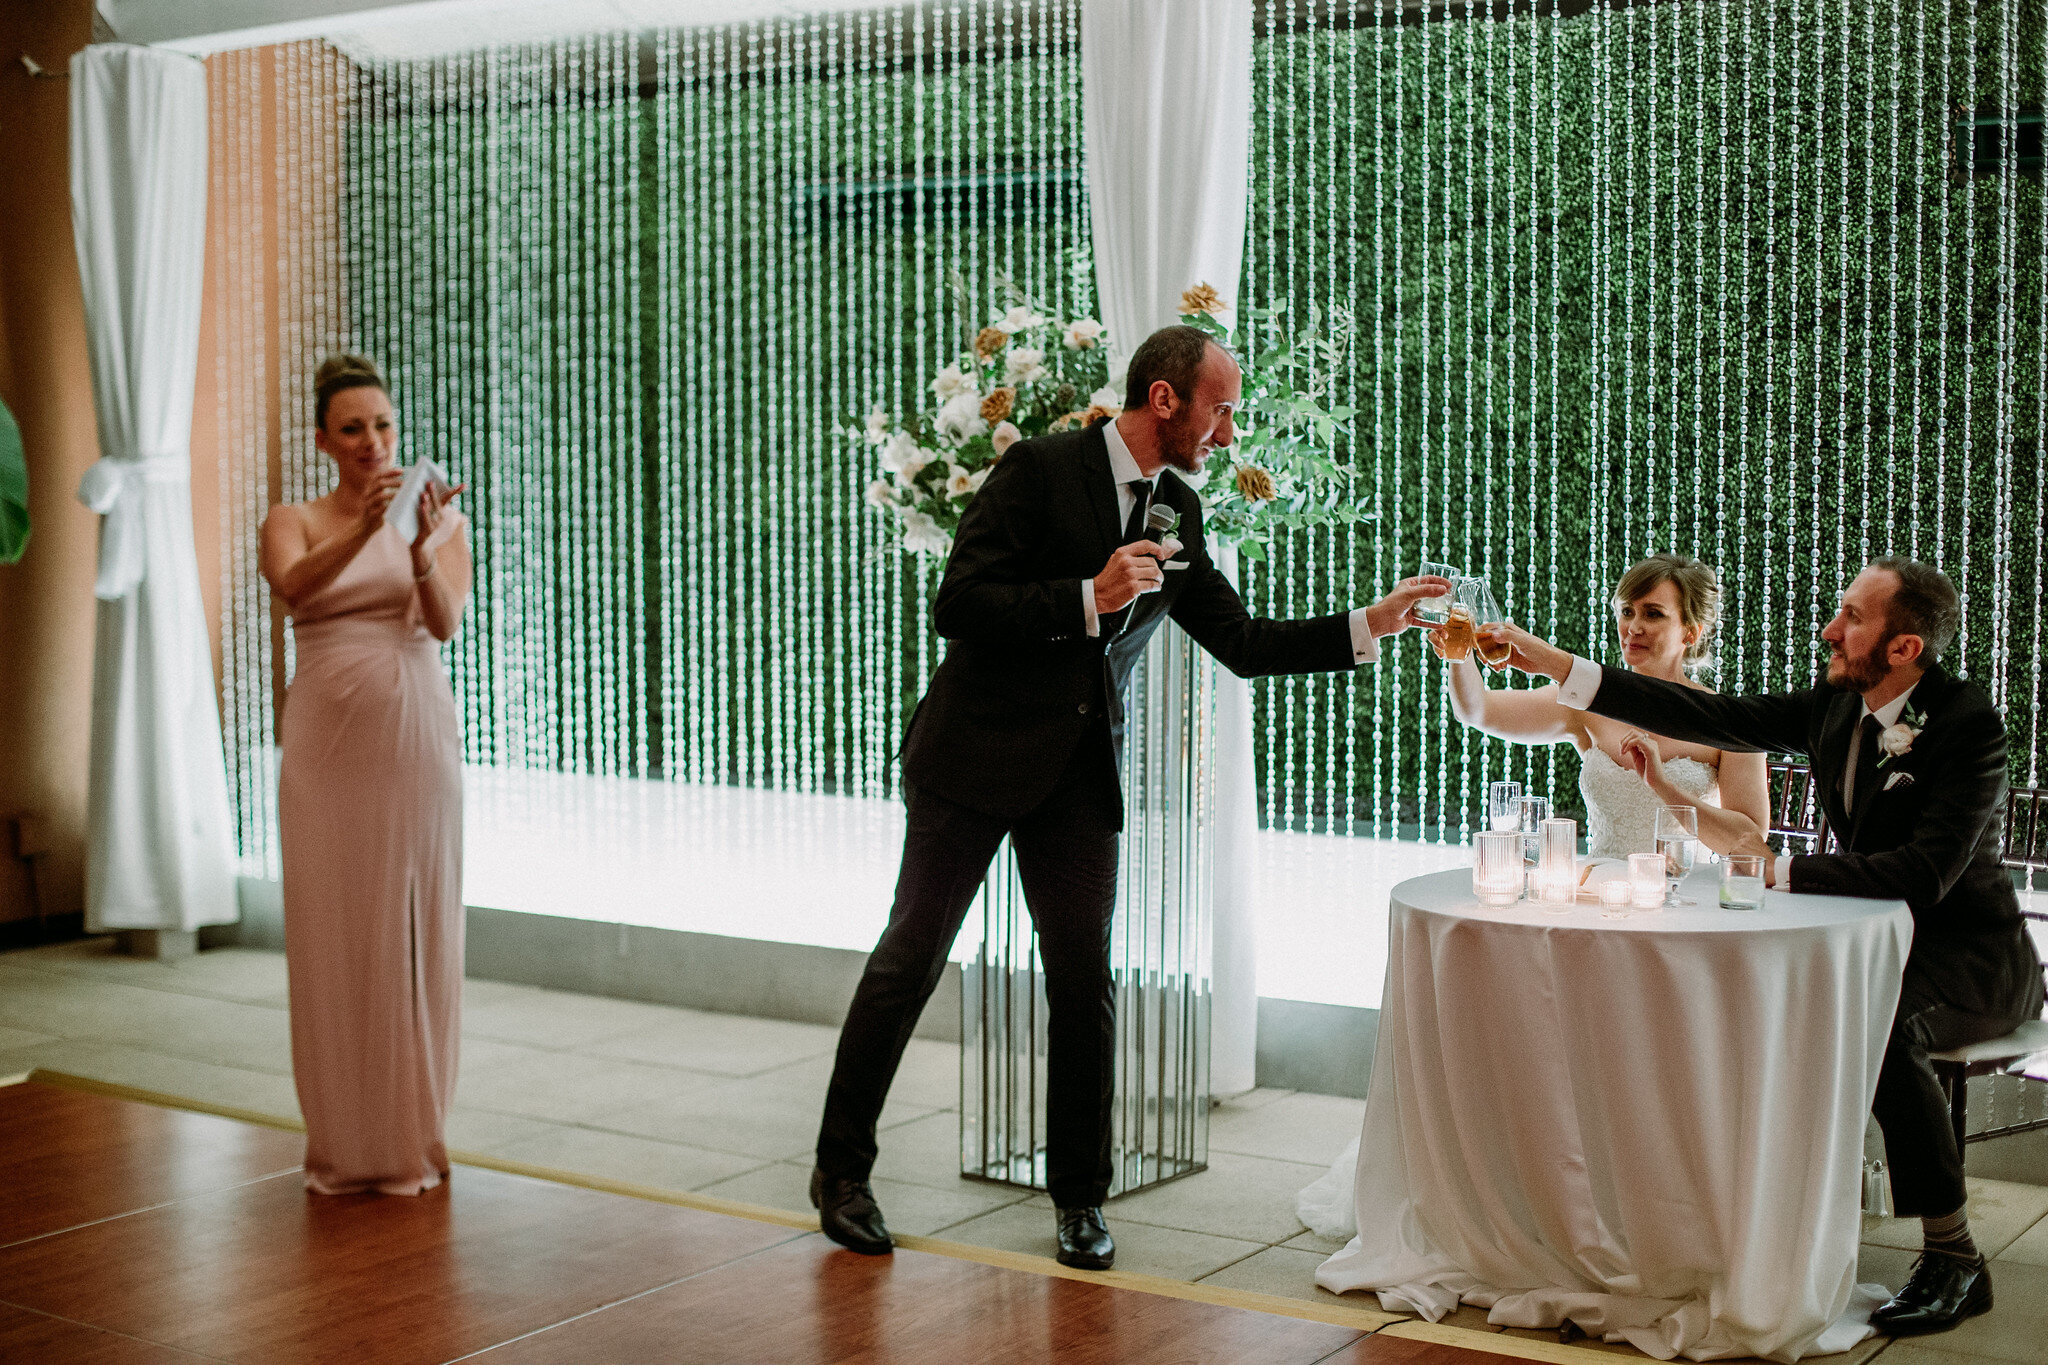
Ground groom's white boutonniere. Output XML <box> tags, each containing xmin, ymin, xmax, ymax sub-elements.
<box><xmin>1875</xmin><ymin>702</ymin><xmax>1928</xmax><ymax>768</ymax></box>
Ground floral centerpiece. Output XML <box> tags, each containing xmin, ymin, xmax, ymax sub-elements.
<box><xmin>861</xmin><ymin>281</ymin><xmax>1372</xmax><ymax>559</ymax></box>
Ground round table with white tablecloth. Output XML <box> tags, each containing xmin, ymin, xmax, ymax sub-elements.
<box><xmin>1315</xmin><ymin>865</ymin><xmax>1913</xmax><ymax>1363</ymax></box>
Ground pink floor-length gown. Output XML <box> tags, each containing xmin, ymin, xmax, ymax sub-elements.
<box><xmin>278</xmin><ymin>511</ymin><xmax>467</xmax><ymax>1195</ymax></box>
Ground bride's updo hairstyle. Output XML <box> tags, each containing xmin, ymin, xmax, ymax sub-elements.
<box><xmin>314</xmin><ymin>353</ymin><xmax>387</xmax><ymax>430</ymax></box>
<box><xmin>1612</xmin><ymin>553</ymin><xmax>1721</xmax><ymax>674</ymax></box>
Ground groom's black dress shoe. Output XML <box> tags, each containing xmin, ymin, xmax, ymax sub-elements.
<box><xmin>1055</xmin><ymin>1206</ymin><xmax>1115</xmax><ymax>1270</ymax></box>
<box><xmin>810</xmin><ymin>1168</ymin><xmax>893</xmax><ymax>1255</ymax></box>
<box><xmin>1870</xmin><ymin>1254</ymin><xmax>1992</xmax><ymax>1335</ymax></box>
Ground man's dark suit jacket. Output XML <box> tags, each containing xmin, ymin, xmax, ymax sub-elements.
<box><xmin>899</xmin><ymin>421</ymin><xmax>1357</xmax><ymax>825</ymax></box>
<box><xmin>1584</xmin><ymin>661</ymin><xmax>2042</xmax><ymax>1018</ymax></box>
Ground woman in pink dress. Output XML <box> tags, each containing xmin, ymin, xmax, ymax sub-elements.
<box><xmin>260</xmin><ymin>354</ymin><xmax>470</xmax><ymax>1195</ymax></box>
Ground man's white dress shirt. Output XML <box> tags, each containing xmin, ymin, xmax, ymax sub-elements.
<box><xmin>1080</xmin><ymin>420</ymin><xmax>1379</xmax><ymax>664</ymax></box>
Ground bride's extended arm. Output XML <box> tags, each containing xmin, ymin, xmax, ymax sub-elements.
<box><xmin>1437</xmin><ymin>637</ymin><xmax>1579</xmax><ymax>745</ymax></box>
<box><xmin>1619</xmin><ymin>731</ymin><xmax>1772</xmax><ymax>856</ymax></box>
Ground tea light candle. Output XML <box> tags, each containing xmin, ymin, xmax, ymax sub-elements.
<box><xmin>1628</xmin><ymin>853</ymin><xmax>1666</xmax><ymax>909</ymax></box>
<box><xmin>1598</xmin><ymin>878</ymin><xmax>1632</xmax><ymax>913</ymax></box>
<box><xmin>1472</xmin><ymin>831</ymin><xmax>1524</xmax><ymax>906</ymax></box>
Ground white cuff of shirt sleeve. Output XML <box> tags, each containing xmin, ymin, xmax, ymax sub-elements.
<box><xmin>1347</xmin><ymin>609</ymin><xmax>1380</xmax><ymax>665</ymax></box>
<box><xmin>1774</xmin><ymin>856</ymin><xmax>1795</xmax><ymax>891</ymax></box>
<box><xmin>1082</xmin><ymin>580</ymin><xmax>1100</xmax><ymax>638</ymax></box>
<box><xmin>1557</xmin><ymin>655</ymin><xmax>1604</xmax><ymax>710</ymax></box>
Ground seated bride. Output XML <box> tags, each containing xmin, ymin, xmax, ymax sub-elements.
<box><xmin>1438</xmin><ymin>553</ymin><xmax>1770</xmax><ymax>865</ymax></box>
<box><xmin>1298</xmin><ymin>555</ymin><xmax>1776</xmax><ymax>1242</ymax></box>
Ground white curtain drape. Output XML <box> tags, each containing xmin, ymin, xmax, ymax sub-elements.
<box><xmin>1083</xmin><ymin>0</ymin><xmax>1260</xmax><ymax>1095</ymax></box>
<box><xmin>71</xmin><ymin>44</ymin><xmax>237</xmax><ymax>933</ymax></box>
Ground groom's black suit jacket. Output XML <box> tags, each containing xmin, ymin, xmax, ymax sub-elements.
<box><xmin>899</xmin><ymin>421</ymin><xmax>1357</xmax><ymax>824</ymax></box>
<box><xmin>1585</xmin><ymin>662</ymin><xmax>2042</xmax><ymax>1018</ymax></box>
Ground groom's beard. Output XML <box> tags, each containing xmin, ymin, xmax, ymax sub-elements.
<box><xmin>1826</xmin><ymin>638</ymin><xmax>1894</xmax><ymax>692</ymax></box>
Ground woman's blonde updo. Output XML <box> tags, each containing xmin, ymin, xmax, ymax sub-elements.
<box><xmin>313</xmin><ymin>353</ymin><xmax>386</xmax><ymax>429</ymax></box>
<box><xmin>1612</xmin><ymin>553</ymin><xmax>1721</xmax><ymax>672</ymax></box>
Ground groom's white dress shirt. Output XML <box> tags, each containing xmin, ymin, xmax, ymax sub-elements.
<box><xmin>1556</xmin><ymin>654</ymin><xmax>1920</xmax><ymax>886</ymax></box>
<box><xmin>1081</xmin><ymin>420</ymin><xmax>1380</xmax><ymax>663</ymax></box>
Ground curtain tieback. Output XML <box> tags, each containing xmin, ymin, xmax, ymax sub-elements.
<box><xmin>76</xmin><ymin>449</ymin><xmax>187</xmax><ymax>599</ymax></box>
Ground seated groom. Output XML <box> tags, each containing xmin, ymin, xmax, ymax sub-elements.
<box><xmin>1494</xmin><ymin>557</ymin><xmax>2044</xmax><ymax>1337</ymax></box>
<box><xmin>810</xmin><ymin>324</ymin><xmax>1448</xmax><ymax>1270</ymax></box>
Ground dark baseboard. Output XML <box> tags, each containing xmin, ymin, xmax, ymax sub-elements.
<box><xmin>0</xmin><ymin>912</ymin><xmax>85</xmax><ymax>953</ymax></box>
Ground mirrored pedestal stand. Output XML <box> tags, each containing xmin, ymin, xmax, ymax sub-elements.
<box><xmin>961</xmin><ymin>626</ymin><xmax>1216</xmax><ymax>1197</ymax></box>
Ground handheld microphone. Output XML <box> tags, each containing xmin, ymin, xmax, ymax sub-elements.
<box><xmin>1145</xmin><ymin>503</ymin><xmax>1188</xmax><ymax>569</ymax></box>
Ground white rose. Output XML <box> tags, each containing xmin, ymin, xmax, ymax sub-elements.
<box><xmin>1062</xmin><ymin>318</ymin><xmax>1104</xmax><ymax>351</ymax></box>
<box><xmin>945</xmin><ymin>464</ymin><xmax>975</xmax><ymax>498</ymax></box>
<box><xmin>1878</xmin><ymin>723</ymin><xmax>1918</xmax><ymax>758</ymax></box>
<box><xmin>863</xmin><ymin>478</ymin><xmax>895</xmax><ymax>509</ymax></box>
<box><xmin>995</xmin><ymin>305</ymin><xmax>1046</xmax><ymax>334</ymax></box>
<box><xmin>990</xmin><ymin>420</ymin><xmax>1023</xmax><ymax>455</ymax></box>
<box><xmin>1004</xmin><ymin>346</ymin><xmax>1049</xmax><ymax>385</ymax></box>
<box><xmin>900</xmin><ymin>509</ymin><xmax>951</xmax><ymax>556</ymax></box>
<box><xmin>929</xmin><ymin>363</ymin><xmax>975</xmax><ymax>401</ymax></box>
<box><xmin>880</xmin><ymin>430</ymin><xmax>924</xmax><ymax>475</ymax></box>
<box><xmin>1088</xmin><ymin>385</ymin><xmax>1119</xmax><ymax>409</ymax></box>
<box><xmin>968</xmin><ymin>467</ymin><xmax>993</xmax><ymax>493</ymax></box>
<box><xmin>935</xmin><ymin>392</ymin><xmax>987</xmax><ymax>446</ymax></box>
<box><xmin>893</xmin><ymin>453</ymin><xmax>929</xmax><ymax>490</ymax></box>
<box><xmin>863</xmin><ymin>403</ymin><xmax>889</xmax><ymax>446</ymax></box>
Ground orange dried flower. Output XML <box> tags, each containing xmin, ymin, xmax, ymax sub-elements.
<box><xmin>1178</xmin><ymin>283</ymin><xmax>1225</xmax><ymax>317</ymax></box>
<box><xmin>973</xmin><ymin>327</ymin><xmax>1009</xmax><ymax>360</ymax></box>
<box><xmin>1232</xmin><ymin>465</ymin><xmax>1276</xmax><ymax>501</ymax></box>
<box><xmin>980</xmin><ymin>387</ymin><xmax>1015</xmax><ymax>424</ymax></box>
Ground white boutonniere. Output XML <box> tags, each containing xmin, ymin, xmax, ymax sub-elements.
<box><xmin>1875</xmin><ymin>702</ymin><xmax>1927</xmax><ymax>768</ymax></box>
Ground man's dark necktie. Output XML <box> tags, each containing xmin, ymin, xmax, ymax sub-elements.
<box><xmin>1121</xmin><ymin>480</ymin><xmax>1152</xmax><ymax>543</ymax></box>
<box><xmin>1103</xmin><ymin>480</ymin><xmax>1153</xmax><ymax>637</ymax></box>
<box><xmin>1848</xmin><ymin>713</ymin><xmax>1884</xmax><ymax>822</ymax></box>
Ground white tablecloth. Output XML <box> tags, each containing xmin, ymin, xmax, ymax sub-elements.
<box><xmin>1316</xmin><ymin>866</ymin><xmax>1912</xmax><ymax>1362</ymax></box>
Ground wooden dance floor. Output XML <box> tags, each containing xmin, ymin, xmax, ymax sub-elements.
<box><xmin>0</xmin><ymin>1074</ymin><xmax>1526</xmax><ymax>1364</ymax></box>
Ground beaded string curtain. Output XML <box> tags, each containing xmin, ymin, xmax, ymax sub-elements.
<box><xmin>1243</xmin><ymin>0</ymin><xmax>2046</xmax><ymax>841</ymax></box>
<box><xmin>206</xmin><ymin>9</ymin><xmax>1091</xmax><ymax>873</ymax></box>
<box><xmin>209</xmin><ymin>3</ymin><xmax>2045</xmax><ymax>872</ymax></box>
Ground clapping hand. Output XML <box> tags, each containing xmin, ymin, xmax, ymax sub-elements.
<box><xmin>1363</xmin><ymin>575</ymin><xmax>1456</xmax><ymax>638</ymax></box>
<box><xmin>1618</xmin><ymin>729</ymin><xmax>1671</xmax><ymax>794</ymax></box>
<box><xmin>410</xmin><ymin>479</ymin><xmax>467</xmax><ymax>556</ymax></box>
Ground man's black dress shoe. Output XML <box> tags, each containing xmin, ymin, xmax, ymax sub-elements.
<box><xmin>1870</xmin><ymin>1253</ymin><xmax>1992</xmax><ymax>1336</ymax></box>
<box><xmin>1055</xmin><ymin>1206</ymin><xmax>1115</xmax><ymax>1270</ymax></box>
<box><xmin>810</xmin><ymin>1168</ymin><xmax>893</xmax><ymax>1255</ymax></box>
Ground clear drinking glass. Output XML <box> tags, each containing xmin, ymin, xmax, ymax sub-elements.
<box><xmin>1472</xmin><ymin>831</ymin><xmax>1524</xmax><ymax>906</ymax></box>
<box><xmin>1488</xmin><ymin>780</ymin><xmax>1523</xmax><ymax>832</ymax></box>
<box><xmin>1417</xmin><ymin>561</ymin><xmax>1463</xmax><ymax>625</ymax></box>
<box><xmin>1461</xmin><ymin>578</ymin><xmax>1512</xmax><ymax>670</ymax></box>
<box><xmin>1629</xmin><ymin>852</ymin><xmax>1667</xmax><ymax>909</ymax></box>
<box><xmin>1720</xmin><ymin>853</ymin><xmax>1766</xmax><ymax>910</ymax></box>
<box><xmin>1536</xmin><ymin>817</ymin><xmax>1578</xmax><ymax>910</ymax></box>
<box><xmin>1516</xmin><ymin>795</ymin><xmax>1552</xmax><ymax>864</ymax></box>
<box><xmin>1655</xmin><ymin>805</ymin><xmax>1699</xmax><ymax>906</ymax></box>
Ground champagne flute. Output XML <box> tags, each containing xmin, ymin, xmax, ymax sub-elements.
<box><xmin>1461</xmin><ymin>578</ymin><xmax>1512</xmax><ymax>670</ymax></box>
<box><xmin>1655</xmin><ymin>804</ymin><xmax>1699</xmax><ymax>906</ymax></box>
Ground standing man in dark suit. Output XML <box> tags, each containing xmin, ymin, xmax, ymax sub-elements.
<box><xmin>1493</xmin><ymin>558</ymin><xmax>2043</xmax><ymax>1337</ymax></box>
<box><xmin>809</xmin><ymin>325</ymin><xmax>1448</xmax><ymax>1270</ymax></box>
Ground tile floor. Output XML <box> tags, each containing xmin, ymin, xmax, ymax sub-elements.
<box><xmin>3</xmin><ymin>938</ymin><xmax>2046</xmax><ymax>1364</ymax></box>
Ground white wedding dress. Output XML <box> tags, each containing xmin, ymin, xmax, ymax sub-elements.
<box><xmin>1294</xmin><ymin>744</ymin><xmax>1721</xmax><ymax>1242</ymax></box>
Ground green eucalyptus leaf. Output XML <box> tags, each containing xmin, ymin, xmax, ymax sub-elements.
<box><xmin>0</xmin><ymin>393</ymin><xmax>26</xmax><ymax>564</ymax></box>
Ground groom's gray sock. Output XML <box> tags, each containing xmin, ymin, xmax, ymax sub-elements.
<box><xmin>1921</xmin><ymin>1205</ymin><xmax>1983</xmax><ymax>1265</ymax></box>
